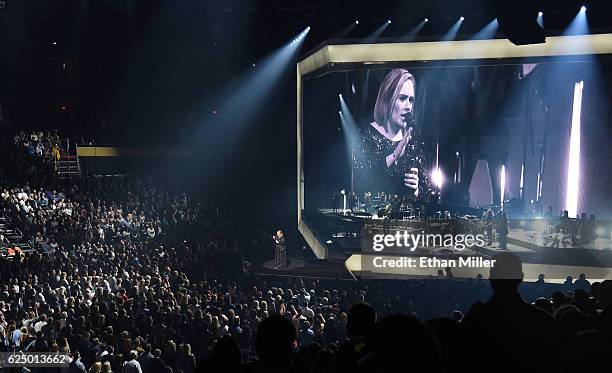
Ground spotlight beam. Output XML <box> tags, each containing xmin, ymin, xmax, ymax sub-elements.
<box><xmin>441</xmin><ymin>18</ymin><xmax>464</xmax><ymax>42</ymax></box>
<box><xmin>471</xmin><ymin>19</ymin><xmax>499</xmax><ymax>40</ymax></box>
<box><xmin>566</xmin><ymin>81</ymin><xmax>583</xmax><ymax>218</ymax></box>
<box><xmin>537</xmin><ymin>12</ymin><xmax>544</xmax><ymax>28</ymax></box>
<box><xmin>563</xmin><ymin>5</ymin><xmax>590</xmax><ymax>36</ymax></box>
<box><xmin>333</xmin><ymin>21</ymin><xmax>359</xmax><ymax>39</ymax></box>
<box><xmin>402</xmin><ymin>19</ymin><xmax>428</xmax><ymax>42</ymax></box>
<box><xmin>197</xmin><ymin>27</ymin><xmax>310</xmax><ymax>161</ymax></box>
<box><xmin>501</xmin><ymin>164</ymin><xmax>506</xmax><ymax>209</ymax></box>
<box><xmin>364</xmin><ymin>20</ymin><xmax>391</xmax><ymax>43</ymax></box>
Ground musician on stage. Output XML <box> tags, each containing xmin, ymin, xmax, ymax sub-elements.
<box><xmin>353</xmin><ymin>68</ymin><xmax>436</xmax><ymax>210</ymax></box>
<box><xmin>363</xmin><ymin>192</ymin><xmax>373</xmax><ymax>213</ymax></box>
<box><xmin>497</xmin><ymin>212</ymin><xmax>509</xmax><ymax>250</ymax></box>
<box><xmin>272</xmin><ymin>229</ymin><xmax>287</xmax><ymax>269</ymax></box>
<box><xmin>484</xmin><ymin>209</ymin><xmax>494</xmax><ymax>246</ymax></box>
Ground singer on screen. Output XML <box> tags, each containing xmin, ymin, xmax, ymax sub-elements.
<box><xmin>354</xmin><ymin>68</ymin><xmax>433</xmax><ymax>202</ymax></box>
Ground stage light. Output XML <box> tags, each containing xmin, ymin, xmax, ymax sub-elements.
<box><xmin>339</xmin><ymin>111</ymin><xmax>342</xmax><ymax>115</ymax></box>
<box><xmin>566</xmin><ymin>81</ymin><xmax>583</xmax><ymax>218</ymax></box>
<box><xmin>500</xmin><ymin>165</ymin><xmax>506</xmax><ymax>209</ymax></box>
<box><xmin>432</xmin><ymin>168</ymin><xmax>444</xmax><ymax>190</ymax></box>
<box><xmin>536</xmin><ymin>172</ymin><xmax>541</xmax><ymax>201</ymax></box>
<box><xmin>519</xmin><ymin>164</ymin><xmax>524</xmax><ymax>199</ymax></box>
<box><xmin>471</xmin><ymin>18</ymin><xmax>499</xmax><ymax>40</ymax></box>
<box><xmin>460</xmin><ymin>16</ymin><xmax>465</xmax><ymax>21</ymax></box>
<box><xmin>52</xmin><ymin>41</ymin><xmax>57</xmax><ymax>46</ymax></box>
<box><xmin>402</xmin><ymin>18</ymin><xmax>429</xmax><ymax>41</ymax></box>
<box><xmin>334</xmin><ymin>21</ymin><xmax>359</xmax><ymax>39</ymax></box>
<box><xmin>338</xmin><ymin>93</ymin><xmax>342</xmax><ymax>97</ymax></box>
<box><xmin>364</xmin><ymin>20</ymin><xmax>392</xmax><ymax>42</ymax></box>
<box><xmin>199</xmin><ymin>26</ymin><xmax>309</xmax><ymax>164</ymax></box>
<box><xmin>563</xmin><ymin>4</ymin><xmax>590</xmax><ymax>36</ymax></box>
<box><xmin>537</xmin><ymin>11</ymin><xmax>544</xmax><ymax>28</ymax></box>
<box><xmin>431</xmin><ymin>143</ymin><xmax>444</xmax><ymax>189</ymax></box>
<box><xmin>441</xmin><ymin>18</ymin><xmax>464</xmax><ymax>41</ymax></box>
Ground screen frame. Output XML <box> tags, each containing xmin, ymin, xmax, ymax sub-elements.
<box><xmin>296</xmin><ymin>34</ymin><xmax>612</xmax><ymax>259</ymax></box>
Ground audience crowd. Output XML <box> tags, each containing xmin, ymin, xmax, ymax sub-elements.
<box><xmin>0</xmin><ymin>130</ymin><xmax>610</xmax><ymax>373</ymax></box>
<box><xmin>13</xmin><ymin>130</ymin><xmax>64</xmax><ymax>163</ymax></box>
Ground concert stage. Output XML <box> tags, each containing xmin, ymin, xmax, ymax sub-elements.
<box><xmin>301</xmin><ymin>209</ymin><xmax>612</xmax><ymax>282</ymax></box>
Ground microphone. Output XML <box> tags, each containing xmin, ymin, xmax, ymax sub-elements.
<box><xmin>407</xmin><ymin>126</ymin><xmax>414</xmax><ymax>142</ymax></box>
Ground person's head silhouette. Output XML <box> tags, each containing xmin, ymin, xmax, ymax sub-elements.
<box><xmin>489</xmin><ymin>252</ymin><xmax>523</xmax><ymax>295</ymax></box>
<box><xmin>255</xmin><ymin>314</ymin><xmax>297</xmax><ymax>364</ymax></box>
<box><xmin>346</xmin><ymin>302</ymin><xmax>376</xmax><ymax>340</ymax></box>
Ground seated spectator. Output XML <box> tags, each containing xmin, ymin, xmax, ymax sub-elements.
<box><xmin>460</xmin><ymin>252</ymin><xmax>560</xmax><ymax>373</ymax></box>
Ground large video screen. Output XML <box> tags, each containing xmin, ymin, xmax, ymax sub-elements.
<box><xmin>304</xmin><ymin>61</ymin><xmax>611</xmax><ymax>218</ymax></box>
<box><xmin>302</xmin><ymin>59</ymin><xmax>612</xmax><ymax>281</ymax></box>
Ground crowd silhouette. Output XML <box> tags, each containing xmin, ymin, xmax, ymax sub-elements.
<box><xmin>0</xmin><ymin>128</ymin><xmax>611</xmax><ymax>373</ymax></box>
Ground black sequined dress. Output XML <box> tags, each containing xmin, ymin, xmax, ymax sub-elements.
<box><xmin>274</xmin><ymin>236</ymin><xmax>287</xmax><ymax>268</ymax></box>
<box><xmin>353</xmin><ymin>123</ymin><xmax>434</xmax><ymax>203</ymax></box>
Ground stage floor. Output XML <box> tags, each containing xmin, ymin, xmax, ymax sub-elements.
<box><xmin>299</xmin><ymin>208</ymin><xmax>612</xmax><ymax>281</ymax></box>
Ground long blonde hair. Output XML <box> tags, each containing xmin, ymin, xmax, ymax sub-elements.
<box><xmin>90</xmin><ymin>362</ymin><xmax>102</xmax><ymax>373</ymax></box>
<box><xmin>101</xmin><ymin>361</ymin><xmax>112</xmax><ymax>373</ymax></box>
<box><xmin>373</xmin><ymin>69</ymin><xmax>416</xmax><ymax>133</ymax></box>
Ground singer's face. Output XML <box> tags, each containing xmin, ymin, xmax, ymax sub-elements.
<box><xmin>390</xmin><ymin>79</ymin><xmax>415</xmax><ymax>131</ymax></box>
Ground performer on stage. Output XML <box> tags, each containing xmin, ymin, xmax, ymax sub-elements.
<box><xmin>272</xmin><ymin>229</ymin><xmax>287</xmax><ymax>269</ymax></box>
<box><xmin>353</xmin><ymin>68</ymin><xmax>436</xmax><ymax>205</ymax></box>
<box><xmin>497</xmin><ymin>212</ymin><xmax>509</xmax><ymax>250</ymax></box>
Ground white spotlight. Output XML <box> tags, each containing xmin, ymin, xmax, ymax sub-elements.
<box><xmin>432</xmin><ymin>168</ymin><xmax>444</xmax><ymax>189</ymax></box>
<box><xmin>500</xmin><ymin>164</ymin><xmax>506</xmax><ymax>209</ymax></box>
<box><xmin>460</xmin><ymin>16</ymin><xmax>465</xmax><ymax>21</ymax></box>
<box><xmin>424</xmin><ymin>18</ymin><xmax>429</xmax><ymax>23</ymax></box>
<box><xmin>566</xmin><ymin>81</ymin><xmax>584</xmax><ymax>218</ymax></box>
<box><xmin>387</xmin><ymin>19</ymin><xmax>392</xmax><ymax>24</ymax></box>
<box><xmin>339</xmin><ymin>111</ymin><xmax>342</xmax><ymax>115</ymax></box>
<box><xmin>580</xmin><ymin>5</ymin><xmax>586</xmax><ymax>12</ymax></box>
<box><xmin>538</xmin><ymin>11</ymin><xmax>543</xmax><ymax>17</ymax></box>
<box><xmin>339</xmin><ymin>93</ymin><xmax>342</xmax><ymax>98</ymax></box>
<box><xmin>306</xmin><ymin>26</ymin><xmax>311</xmax><ymax>31</ymax></box>
<box><xmin>355</xmin><ymin>20</ymin><xmax>359</xmax><ymax>25</ymax></box>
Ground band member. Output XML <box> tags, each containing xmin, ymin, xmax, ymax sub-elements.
<box><xmin>348</xmin><ymin>191</ymin><xmax>357</xmax><ymax>213</ymax></box>
<box><xmin>363</xmin><ymin>192</ymin><xmax>372</xmax><ymax>213</ymax></box>
<box><xmin>484</xmin><ymin>209</ymin><xmax>494</xmax><ymax>246</ymax></box>
<box><xmin>331</xmin><ymin>191</ymin><xmax>340</xmax><ymax>214</ymax></box>
<box><xmin>390</xmin><ymin>194</ymin><xmax>402</xmax><ymax>219</ymax></box>
<box><xmin>353</xmin><ymin>68</ymin><xmax>435</xmax><ymax>204</ymax></box>
<box><xmin>272</xmin><ymin>230</ymin><xmax>287</xmax><ymax>268</ymax></box>
<box><xmin>497</xmin><ymin>212</ymin><xmax>509</xmax><ymax>250</ymax></box>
